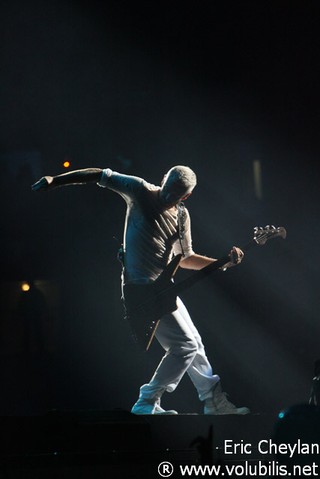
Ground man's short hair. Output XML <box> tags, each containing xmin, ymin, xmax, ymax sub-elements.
<box><xmin>165</xmin><ymin>165</ymin><xmax>197</xmax><ymax>194</ymax></box>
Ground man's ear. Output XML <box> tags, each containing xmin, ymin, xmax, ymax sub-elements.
<box><xmin>181</xmin><ymin>192</ymin><xmax>192</xmax><ymax>201</ymax></box>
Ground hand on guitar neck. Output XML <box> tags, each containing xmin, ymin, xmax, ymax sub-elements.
<box><xmin>224</xmin><ymin>246</ymin><xmax>244</xmax><ymax>268</ymax></box>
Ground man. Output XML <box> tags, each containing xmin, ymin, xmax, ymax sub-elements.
<box><xmin>32</xmin><ymin>165</ymin><xmax>249</xmax><ymax>415</ymax></box>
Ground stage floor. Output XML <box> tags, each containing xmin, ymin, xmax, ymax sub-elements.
<box><xmin>0</xmin><ymin>408</ymin><xmax>318</xmax><ymax>478</ymax></box>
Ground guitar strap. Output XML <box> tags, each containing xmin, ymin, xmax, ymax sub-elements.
<box><xmin>177</xmin><ymin>202</ymin><xmax>186</xmax><ymax>257</ymax></box>
<box><xmin>117</xmin><ymin>244</ymin><xmax>127</xmax><ymax>298</ymax></box>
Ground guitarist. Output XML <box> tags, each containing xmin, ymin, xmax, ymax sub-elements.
<box><xmin>32</xmin><ymin>165</ymin><xmax>249</xmax><ymax>416</ymax></box>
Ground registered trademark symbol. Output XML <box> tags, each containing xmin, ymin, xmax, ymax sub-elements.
<box><xmin>158</xmin><ymin>461</ymin><xmax>174</xmax><ymax>477</ymax></box>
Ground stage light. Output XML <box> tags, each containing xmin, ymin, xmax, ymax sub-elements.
<box><xmin>21</xmin><ymin>282</ymin><xmax>31</xmax><ymax>292</ymax></box>
<box><xmin>253</xmin><ymin>159</ymin><xmax>263</xmax><ymax>199</ymax></box>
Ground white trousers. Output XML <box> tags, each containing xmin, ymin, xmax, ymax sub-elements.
<box><xmin>138</xmin><ymin>297</ymin><xmax>220</xmax><ymax>403</ymax></box>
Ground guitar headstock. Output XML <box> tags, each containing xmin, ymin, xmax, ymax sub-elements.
<box><xmin>253</xmin><ymin>225</ymin><xmax>287</xmax><ymax>246</ymax></box>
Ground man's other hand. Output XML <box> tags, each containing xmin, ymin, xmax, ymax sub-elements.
<box><xmin>32</xmin><ymin>176</ymin><xmax>54</xmax><ymax>191</ymax></box>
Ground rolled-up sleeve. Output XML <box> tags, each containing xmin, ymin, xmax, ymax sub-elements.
<box><xmin>97</xmin><ymin>168</ymin><xmax>145</xmax><ymax>200</ymax></box>
<box><xmin>97</xmin><ymin>168</ymin><xmax>113</xmax><ymax>187</ymax></box>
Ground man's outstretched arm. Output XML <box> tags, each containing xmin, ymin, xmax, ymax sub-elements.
<box><xmin>32</xmin><ymin>168</ymin><xmax>103</xmax><ymax>191</ymax></box>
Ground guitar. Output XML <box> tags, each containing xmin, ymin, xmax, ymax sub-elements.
<box><xmin>123</xmin><ymin>225</ymin><xmax>287</xmax><ymax>351</ymax></box>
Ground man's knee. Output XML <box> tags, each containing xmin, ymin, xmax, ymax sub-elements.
<box><xmin>170</xmin><ymin>336</ymin><xmax>198</xmax><ymax>359</ymax></box>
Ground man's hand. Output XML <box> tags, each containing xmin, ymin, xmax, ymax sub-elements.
<box><xmin>224</xmin><ymin>246</ymin><xmax>244</xmax><ymax>269</ymax></box>
<box><xmin>32</xmin><ymin>176</ymin><xmax>54</xmax><ymax>191</ymax></box>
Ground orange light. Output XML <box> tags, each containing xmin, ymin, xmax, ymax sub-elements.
<box><xmin>63</xmin><ymin>160</ymin><xmax>71</xmax><ymax>168</ymax></box>
<box><xmin>21</xmin><ymin>282</ymin><xmax>31</xmax><ymax>292</ymax></box>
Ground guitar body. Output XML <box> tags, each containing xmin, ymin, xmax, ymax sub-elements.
<box><xmin>123</xmin><ymin>282</ymin><xmax>178</xmax><ymax>351</ymax></box>
<box><xmin>123</xmin><ymin>254</ymin><xmax>182</xmax><ymax>351</ymax></box>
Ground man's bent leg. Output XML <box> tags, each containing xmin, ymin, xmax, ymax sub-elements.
<box><xmin>131</xmin><ymin>300</ymin><xmax>199</xmax><ymax>415</ymax></box>
<box><xmin>174</xmin><ymin>298</ymin><xmax>220</xmax><ymax>400</ymax></box>
<box><xmin>177</xmin><ymin>299</ymin><xmax>250</xmax><ymax>414</ymax></box>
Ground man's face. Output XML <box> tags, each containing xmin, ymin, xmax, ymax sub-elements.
<box><xmin>159</xmin><ymin>174</ymin><xmax>192</xmax><ymax>208</ymax></box>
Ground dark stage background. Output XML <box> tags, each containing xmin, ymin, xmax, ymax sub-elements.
<box><xmin>0</xmin><ymin>0</ymin><xmax>319</xmax><ymax>417</ymax></box>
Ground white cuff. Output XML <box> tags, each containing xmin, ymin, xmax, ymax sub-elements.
<box><xmin>97</xmin><ymin>168</ymin><xmax>112</xmax><ymax>187</ymax></box>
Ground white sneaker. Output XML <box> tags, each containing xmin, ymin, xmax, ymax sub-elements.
<box><xmin>154</xmin><ymin>399</ymin><xmax>178</xmax><ymax>415</ymax></box>
<box><xmin>204</xmin><ymin>383</ymin><xmax>250</xmax><ymax>415</ymax></box>
<box><xmin>131</xmin><ymin>398</ymin><xmax>178</xmax><ymax>415</ymax></box>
